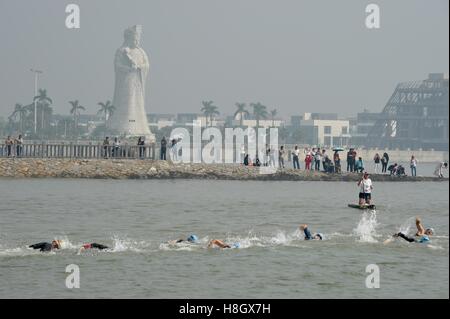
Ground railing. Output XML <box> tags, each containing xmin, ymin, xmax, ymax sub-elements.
<box><xmin>0</xmin><ymin>143</ymin><xmax>156</xmax><ymax>160</ymax></box>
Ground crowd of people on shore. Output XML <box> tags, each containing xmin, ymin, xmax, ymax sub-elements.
<box><xmin>1</xmin><ymin>135</ymin><xmax>24</xmax><ymax>157</ymax></box>
<box><xmin>2</xmin><ymin>135</ymin><xmax>448</xmax><ymax>178</ymax></box>
<box><xmin>235</xmin><ymin>145</ymin><xmax>448</xmax><ymax>178</ymax></box>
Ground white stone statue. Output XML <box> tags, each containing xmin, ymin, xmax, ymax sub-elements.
<box><xmin>111</xmin><ymin>25</ymin><xmax>154</xmax><ymax>142</ymax></box>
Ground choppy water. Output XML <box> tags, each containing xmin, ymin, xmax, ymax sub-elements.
<box><xmin>0</xmin><ymin>179</ymin><xmax>448</xmax><ymax>298</ymax></box>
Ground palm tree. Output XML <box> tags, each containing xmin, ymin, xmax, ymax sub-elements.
<box><xmin>33</xmin><ymin>89</ymin><xmax>53</xmax><ymax>135</ymax></box>
<box><xmin>234</xmin><ymin>103</ymin><xmax>249</xmax><ymax>127</ymax></box>
<box><xmin>69</xmin><ymin>100</ymin><xmax>86</xmax><ymax>139</ymax></box>
<box><xmin>270</xmin><ymin>109</ymin><xmax>277</xmax><ymax>127</ymax></box>
<box><xmin>97</xmin><ymin>100</ymin><xmax>115</xmax><ymax>135</ymax></box>
<box><xmin>201</xmin><ymin>101</ymin><xmax>220</xmax><ymax>127</ymax></box>
<box><xmin>250</xmin><ymin>102</ymin><xmax>268</xmax><ymax>128</ymax></box>
<box><xmin>250</xmin><ymin>102</ymin><xmax>268</xmax><ymax>157</ymax></box>
<box><xmin>10</xmin><ymin>104</ymin><xmax>28</xmax><ymax>132</ymax></box>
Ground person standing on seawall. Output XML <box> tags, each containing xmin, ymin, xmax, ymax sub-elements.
<box><xmin>103</xmin><ymin>136</ymin><xmax>110</xmax><ymax>159</ymax></box>
<box><xmin>373</xmin><ymin>153</ymin><xmax>381</xmax><ymax>174</ymax></box>
<box><xmin>292</xmin><ymin>145</ymin><xmax>300</xmax><ymax>169</ymax></box>
<box><xmin>112</xmin><ymin>137</ymin><xmax>121</xmax><ymax>158</ymax></box>
<box><xmin>314</xmin><ymin>148</ymin><xmax>321</xmax><ymax>171</ymax></box>
<box><xmin>4</xmin><ymin>136</ymin><xmax>13</xmax><ymax>157</ymax></box>
<box><xmin>321</xmin><ymin>149</ymin><xmax>328</xmax><ymax>172</ymax></box>
<box><xmin>160</xmin><ymin>136</ymin><xmax>167</xmax><ymax>160</ymax></box>
<box><xmin>15</xmin><ymin>134</ymin><xmax>24</xmax><ymax>157</ymax></box>
<box><xmin>304</xmin><ymin>151</ymin><xmax>312</xmax><ymax>170</ymax></box>
<box><xmin>279</xmin><ymin>146</ymin><xmax>285</xmax><ymax>169</ymax></box>
<box><xmin>346</xmin><ymin>149</ymin><xmax>353</xmax><ymax>172</ymax></box>
<box><xmin>410</xmin><ymin>155</ymin><xmax>417</xmax><ymax>177</ymax></box>
<box><xmin>381</xmin><ymin>152</ymin><xmax>389</xmax><ymax>173</ymax></box>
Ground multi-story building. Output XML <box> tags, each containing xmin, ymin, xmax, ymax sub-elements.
<box><xmin>298</xmin><ymin>113</ymin><xmax>350</xmax><ymax>147</ymax></box>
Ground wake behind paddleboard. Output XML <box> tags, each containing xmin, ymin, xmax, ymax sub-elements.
<box><xmin>348</xmin><ymin>204</ymin><xmax>376</xmax><ymax>210</ymax></box>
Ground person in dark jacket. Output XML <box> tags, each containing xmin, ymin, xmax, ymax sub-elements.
<box><xmin>160</xmin><ymin>137</ymin><xmax>167</xmax><ymax>160</ymax></box>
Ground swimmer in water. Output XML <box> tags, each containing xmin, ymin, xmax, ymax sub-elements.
<box><xmin>299</xmin><ymin>224</ymin><xmax>323</xmax><ymax>240</ymax></box>
<box><xmin>169</xmin><ymin>235</ymin><xmax>198</xmax><ymax>245</ymax></box>
<box><xmin>168</xmin><ymin>234</ymin><xmax>199</xmax><ymax>245</ymax></box>
<box><xmin>207</xmin><ymin>239</ymin><xmax>240</xmax><ymax>249</ymax></box>
<box><xmin>392</xmin><ymin>217</ymin><xmax>434</xmax><ymax>243</ymax></box>
<box><xmin>29</xmin><ymin>239</ymin><xmax>62</xmax><ymax>252</ymax></box>
<box><xmin>78</xmin><ymin>243</ymin><xmax>109</xmax><ymax>252</ymax></box>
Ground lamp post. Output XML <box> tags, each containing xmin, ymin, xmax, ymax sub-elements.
<box><xmin>30</xmin><ymin>69</ymin><xmax>43</xmax><ymax>135</ymax></box>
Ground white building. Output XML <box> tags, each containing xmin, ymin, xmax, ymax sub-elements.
<box><xmin>299</xmin><ymin>114</ymin><xmax>350</xmax><ymax>147</ymax></box>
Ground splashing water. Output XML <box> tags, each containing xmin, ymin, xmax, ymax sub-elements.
<box><xmin>111</xmin><ymin>235</ymin><xmax>150</xmax><ymax>252</ymax></box>
<box><xmin>54</xmin><ymin>235</ymin><xmax>79</xmax><ymax>250</ymax></box>
<box><xmin>397</xmin><ymin>216</ymin><xmax>417</xmax><ymax>235</ymax></box>
<box><xmin>354</xmin><ymin>210</ymin><xmax>379</xmax><ymax>243</ymax></box>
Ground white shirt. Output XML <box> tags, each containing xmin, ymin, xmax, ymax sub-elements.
<box><xmin>360</xmin><ymin>178</ymin><xmax>372</xmax><ymax>193</ymax></box>
<box><xmin>293</xmin><ymin>149</ymin><xmax>300</xmax><ymax>157</ymax></box>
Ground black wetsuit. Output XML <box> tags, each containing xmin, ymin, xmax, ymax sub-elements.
<box><xmin>396</xmin><ymin>233</ymin><xmax>429</xmax><ymax>244</ymax></box>
<box><xmin>29</xmin><ymin>242</ymin><xmax>53</xmax><ymax>252</ymax></box>
<box><xmin>83</xmin><ymin>243</ymin><xmax>108</xmax><ymax>250</ymax></box>
<box><xmin>397</xmin><ymin>233</ymin><xmax>415</xmax><ymax>243</ymax></box>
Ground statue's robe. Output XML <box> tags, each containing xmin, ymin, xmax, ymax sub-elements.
<box><xmin>111</xmin><ymin>45</ymin><xmax>153</xmax><ymax>138</ymax></box>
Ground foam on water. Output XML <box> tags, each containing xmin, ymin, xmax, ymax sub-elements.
<box><xmin>111</xmin><ymin>235</ymin><xmax>150</xmax><ymax>252</ymax></box>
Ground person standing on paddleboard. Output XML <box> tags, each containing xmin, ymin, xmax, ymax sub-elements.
<box><xmin>357</xmin><ymin>172</ymin><xmax>373</xmax><ymax>206</ymax></box>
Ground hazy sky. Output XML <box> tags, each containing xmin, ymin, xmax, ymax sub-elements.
<box><xmin>0</xmin><ymin>0</ymin><xmax>448</xmax><ymax>119</ymax></box>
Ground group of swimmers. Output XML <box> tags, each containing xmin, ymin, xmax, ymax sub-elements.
<box><xmin>28</xmin><ymin>215</ymin><xmax>433</xmax><ymax>253</ymax></box>
<box><xmin>28</xmin><ymin>224</ymin><xmax>326</xmax><ymax>253</ymax></box>
<box><xmin>29</xmin><ymin>241</ymin><xmax>109</xmax><ymax>253</ymax></box>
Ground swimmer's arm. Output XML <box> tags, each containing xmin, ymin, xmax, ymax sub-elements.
<box><xmin>415</xmin><ymin>217</ymin><xmax>425</xmax><ymax>235</ymax></box>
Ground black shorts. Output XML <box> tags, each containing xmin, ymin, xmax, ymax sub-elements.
<box><xmin>359</xmin><ymin>193</ymin><xmax>371</xmax><ymax>200</ymax></box>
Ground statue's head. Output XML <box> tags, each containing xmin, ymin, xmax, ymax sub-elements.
<box><xmin>124</xmin><ymin>25</ymin><xmax>142</xmax><ymax>48</ymax></box>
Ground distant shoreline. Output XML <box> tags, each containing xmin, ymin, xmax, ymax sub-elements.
<box><xmin>0</xmin><ymin>158</ymin><xmax>447</xmax><ymax>182</ymax></box>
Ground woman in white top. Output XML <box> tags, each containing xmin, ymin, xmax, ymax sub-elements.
<box><xmin>357</xmin><ymin>172</ymin><xmax>373</xmax><ymax>206</ymax></box>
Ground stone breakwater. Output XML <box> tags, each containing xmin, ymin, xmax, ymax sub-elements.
<box><xmin>0</xmin><ymin>158</ymin><xmax>446</xmax><ymax>181</ymax></box>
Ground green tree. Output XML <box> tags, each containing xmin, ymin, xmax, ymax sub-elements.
<box><xmin>201</xmin><ymin>101</ymin><xmax>220</xmax><ymax>127</ymax></box>
<box><xmin>69</xmin><ymin>100</ymin><xmax>86</xmax><ymax>139</ymax></box>
<box><xmin>270</xmin><ymin>109</ymin><xmax>277</xmax><ymax>127</ymax></box>
<box><xmin>234</xmin><ymin>103</ymin><xmax>249</xmax><ymax>127</ymax></box>
<box><xmin>97</xmin><ymin>100</ymin><xmax>115</xmax><ymax>136</ymax></box>
<box><xmin>10</xmin><ymin>103</ymin><xmax>28</xmax><ymax>133</ymax></box>
<box><xmin>250</xmin><ymin>102</ymin><xmax>268</xmax><ymax>157</ymax></box>
<box><xmin>33</xmin><ymin>89</ymin><xmax>53</xmax><ymax>136</ymax></box>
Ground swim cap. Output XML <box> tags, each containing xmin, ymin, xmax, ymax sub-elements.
<box><xmin>426</xmin><ymin>228</ymin><xmax>435</xmax><ymax>234</ymax></box>
<box><xmin>187</xmin><ymin>235</ymin><xmax>198</xmax><ymax>243</ymax></box>
<box><xmin>232</xmin><ymin>243</ymin><xmax>240</xmax><ymax>248</ymax></box>
<box><xmin>315</xmin><ymin>233</ymin><xmax>323</xmax><ymax>240</ymax></box>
